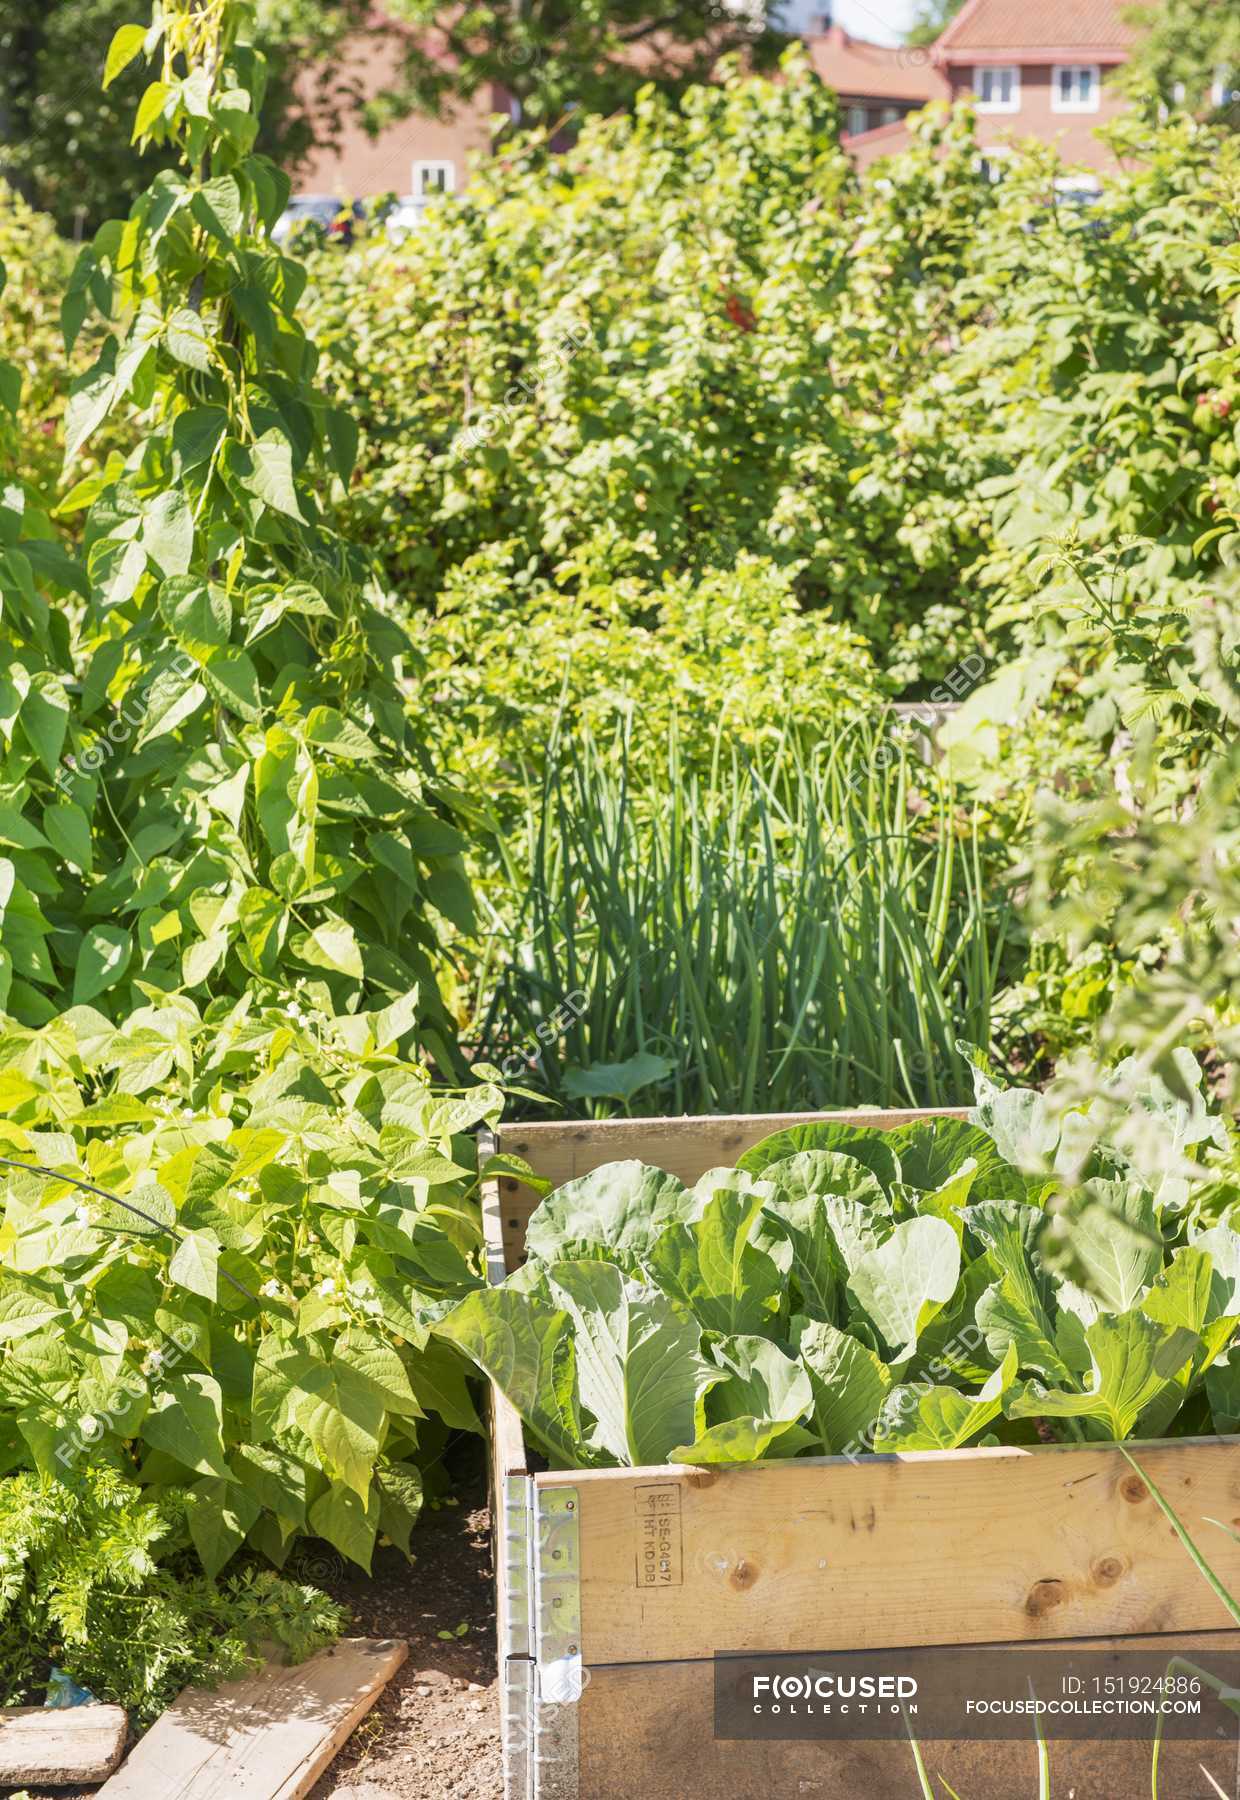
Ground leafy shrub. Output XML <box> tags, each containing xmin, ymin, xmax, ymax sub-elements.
<box><xmin>0</xmin><ymin>1463</ymin><xmax>344</xmax><ymax>1726</ymax></box>
<box><xmin>304</xmin><ymin>78</ymin><xmax>1240</xmax><ymax>693</ymax></box>
<box><xmin>0</xmin><ymin>1001</ymin><xmax>499</xmax><ymax>1572</ymax></box>
<box><xmin>443</xmin><ymin>1056</ymin><xmax>1240</xmax><ymax>1466</ymax></box>
<box><xmin>414</xmin><ymin>548</ymin><xmax>885</xmax><ymax>800</ymax></box>
<box><xmin>0</xmin><ymin>1</ymin><xmax>475</xmax><ymax>1063</ymax></box>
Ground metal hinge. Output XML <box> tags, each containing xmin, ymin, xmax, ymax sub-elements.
<box><xmin>532</xmin><ymin>1485</ymin><xmax>582</xmax><ymax>1799</ymax></box>
<box><xmin>502</xmin><ymin>1473</ymin><xmax>534</xmax><ymax>1660</ymax></box>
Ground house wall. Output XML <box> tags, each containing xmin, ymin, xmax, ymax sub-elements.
<box><xmin>292</xmin><ymin>36</ymin><xmax>500</xmax><ymax>199</ymax></box>
<box><xmin>946</xmin><ymin>61</ymin><xmax>1129</xmax><ymax>172</ymax></box>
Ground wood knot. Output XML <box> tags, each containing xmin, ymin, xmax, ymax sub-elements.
<box><xmin>1025</xmin><ymin>1579</ymin><xmax>1068</xmax><ymax>1619</ymax></box>
<box><xmin>685</xmin><ymin>1468</ymin><xmax>717</xmax><ymax>1490</ymax></box>
<box><xmin>730</xmin><ymin>1558</ymin><xmax>758</xmax><ymax>1591</ymax></box>
<box><xmin>1092</xmin><ymin>1555</ymin><xmax>1125</xmax><ymax>1587</ymax></box>
<box><xmin>1120</xmin><ymin>1475</ymin><xmax>1147</xmax><ymax>1503</ymax></box>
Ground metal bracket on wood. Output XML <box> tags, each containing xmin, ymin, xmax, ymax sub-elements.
<box><xmin>533</xmin><ymin>1485</ymin><xmax>582</xmax><ymax>1800</ymax></box>
<box><xmin>501</xmin><ymin>1653</ymin><xmax>534</xmax><ymax>1800</ymax></box>
<box><xmin>502</xmin><ymin>1474</ymin><xmax>534</xmax><ymax>1660</ymax></box>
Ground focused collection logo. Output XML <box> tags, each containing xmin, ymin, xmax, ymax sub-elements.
<box><xmin>751</xmin><ymin>1671</ymin><xmax>919</xmax><ymax>1713</ymax></box>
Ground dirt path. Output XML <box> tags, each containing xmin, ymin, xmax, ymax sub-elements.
<box><xmin>307</xmin><ymin>1483</ymin><xmax>502</xmax><ymax>1800</ymax></box>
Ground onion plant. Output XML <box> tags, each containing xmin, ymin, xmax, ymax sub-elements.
<box><xmin>472</xmin><ymin>717</ymin><xmax>1013</xmax><ymax>1116</ymax></box>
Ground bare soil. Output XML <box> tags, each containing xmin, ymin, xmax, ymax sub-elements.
<box><xmin>307</xmin><ymin>1482</ymin><xmax>502</xmax><ymax>1800</ymax></box>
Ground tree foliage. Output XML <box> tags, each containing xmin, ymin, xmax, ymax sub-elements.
<box><xmin>1121</xmin><ymin>0</ymin><xmax>1240</xmax><ymax>117</ymax></box>
<box><xmin>0</xmin><ymin>0</ymin><xmax>377</xmax><ymax>232</ymax></box>
<box><xmin>381</xmin><ymin>0</ymin><xmax>788</xmax><ymax>130</ymax></box>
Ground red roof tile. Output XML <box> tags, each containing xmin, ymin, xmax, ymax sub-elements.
<box><xmin>809</xmin><ymin>26</ymin><xmax>946</xmax><ymax>103</ymax></box>
<box><xmin>936</xmin><ymin>0</ymin><xmax>1134</xmax><ymax>59</ymax></box>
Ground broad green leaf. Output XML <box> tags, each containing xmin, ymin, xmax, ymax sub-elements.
<box><xmin>883</xmin><ymin>1118</ymin><xmax>1002</xmax><ymax>1192</ymax></box>
<box><xmin>309</xmin><ymin>1479</ymin><xmax>380</xmax><ymax>1572</ymax></box>
<box><xmin>73</xmin><ymin>924</ymin><xmax>132</xmax><ymax>1003</ymax></box>
<box><xmin>846</xmin><ymin>1216</ymin><xmax>960</xmax><ymax>1365</ymax></box>
<box><xmin>42</xmin><ymin>801</ymin><xmax>93</xmax><ymax>874</ymax></box>
<box><xmin>294</xmin><ymin>1361</ymin><xmax>385</xmax><ymax>1502</ymax></box>
<box><xmin>738</xmin><ymin>1121</ymin><xmax>901</xmax><ymax>1193</ymax></box>
<box><xmin>798</xmin><ymin>1318</ymin><xmax>892</xmax><ymax>1453</ymax></box>
<box><xmin>1206</xmin><ymin>1352</ymin><xmax>1240</xmax><ymax>1434</ymax></box>
<box><xmin>1139</xmin><ymin>1247</ymin><xmax>1237</xmax><ymax>1433</ymax></box>
<box><xmin>103</xmin><ymin>22</ymin><xmax>147</xmax><ymax>88</ymax></box>
<box><xmin>1192</xmin><ymin>1226</ymin><xmax>1240</xmax><ymax>1317</ymax></box>
<box><xmin>544</xmin><ymin>1260</ymin><xmax>718</xmax><ymax>1466</ymax></box>
<box><xmin>1008</xmin><ymin>1312</ymin><xmax>1199</xmax><ymax>1439</ymax></box>
<box><xmin>168</xmin><ymin>1228</ymin><xmax>221</xmax><ymax>1303</ymax></box>
<box><xmin>969</xmin><ymin>1068</ymin><xmax>1061</xmax><ymax>1170</ymax></box>
<box><xmin>437</xmin><ymin>1287</ymin><xmax>587</xmax><ymax>1468</ymax></box>
<box><xmin>191</xmin><ymin>175</ymin><xmax>244</xmax><ymax>243</ymax></box>
<box><xmin>19</xmin><ymin>674</ymin><xmax>70</xmax><ymax>773</ymax></box>
<box><xmin>165</xmin><ymin>307</ymin><xmax>212</xmax><ymax>371</ymax></box>
<box><xmin>967</xmin><ymin>1200</ymin><xmax>1068</xmax><ymax>1380</ymax></box>
<box><xmin>133</xmin><ymin>665</ymin><xmax>207</xmax><ymax>747</ymax></box>
<box><xmin>563</xmin><ymin>1053</ymin><xmax>674</xmax><ymax>1103</ymax></box>
<box><xmin>142</xmin><ymin>489</ymin><xmax>193</xmax><ymax>575</ymax></box>
<box><xmin>185</xmin><ymin>1476</ymin><xmax>260</xmax><ymax>1577</ymax></box>
<box><xmin>140</xmin><ymin>1373</ymin><xmax>232</xmax><ymax>1480</ymax></box>
<box><xmin>405</xmin><ymin>1337</ymin><xmax>482</xmax><ymax>1433</ymax></box>
<box><xmin>296</xmin><ymin>919</ymin><xmax>363</xmax><ymax>979</ymax></box>
<box><xmin>524</xmin><ymin>1160</ymin><xmax>694</xmax><ymax>1262</ymax></box>
<box><xmin>1066</xmin><ymin>1180</ymin><xmax>1162</xmax><ymax>1312</ymax></box>
<box><xmin>676</xmin><ymin>1333</ymin><xmax>813</xmax><ymax>1462</ymax></box>
<box><xmin>158</xmin><ymin>576</ymin><xmax>231</xmax><ymax>649</ymax></box>
<box><xmin>646</xmin><ymin>1182</ymin><xmax>783</xmax><ymax>1337</ymax></box>
<box><xmin>132</xmin><ymin>79</ymin><xmax>170</xmax><ymax>142</ymax></box>
<box><xmin>758</xmin><ymin>1152</ymin><xmax>887</xmax><ymax>1319</ymax></box>
<box><xmin>873</xmin><ymin>1344</ymin><xmax>1018</xmax><ymax>1451</ymax></box>
<box><xmin>203</xmin><ymin>645</ymin><xmax>263</xmax><ymax>722</ymax></box>
<box><xmin>334</xmin><ymin>1332</ymin><xmax>421</xmax><ymax>1417</ymax></box>
<box><xmin>236</xmin><ymin>431</ymin><xmax>304</xmax><ymax>520</ymax></box>
<box><xmin>231</xmin><ymin>1442</ymin><xmax>309</xmax><ymax>1524</ymax></box>
<box><xmin>375</xmin><ymin>1460</ymin><xmax>424</xmax><ymax>1556</ymax></box>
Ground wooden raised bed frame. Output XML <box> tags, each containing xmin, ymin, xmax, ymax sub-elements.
<box><xmin>482</xmin><ymin>1109</ymin><xmax>1240</xmax><ymax>1800</ymax></box>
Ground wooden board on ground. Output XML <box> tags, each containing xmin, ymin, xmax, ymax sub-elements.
<box><xmin>95</xmin><ymin>1637</ymin><xmax>407</xmax><ymax>1800</ymax></box>
<box><xmin>0</xmin><ymin>1703</ymin><xmax>127</xmax><ymax>1786</ymax></box>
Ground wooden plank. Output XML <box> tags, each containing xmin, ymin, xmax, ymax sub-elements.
<box><xmin>480</xmin><ymin>1127</ymin><xmax>528</xmax><ymax>1484</ymax></box>
<box><xmin>95</xmin><ymin>1638</ymin><xmax>407</xmax><ymax>1800</ymax></box>
<box><xmin>575</xmin><ymin>1644</ymin><xmax>1240</xmax><ymax>1800</ymax></box>
<box><xmin>537</xmin><ymin>1439</ymin><xmax>1240</xmax><ymax>1664</ymax></box>
<box><xmin>0</xmin><ymin>1704</ymin><xmax>127</xmax><ymax>1785</ymax></box>
<box><xmin>494</xmin><ymin>1107</ymin><xmax>967</xmax><ymax>1267</ymax></box>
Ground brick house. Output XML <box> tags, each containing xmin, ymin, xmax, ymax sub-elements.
<box><xmin>934</xmin><ymin>0</ymin><xmax>1136</xmax><ymax>173</ymax></box>
<box><xmin>292</xmin><ymin>6</ymin><xmax>946</xmax><ymax>204</ymax></box>
<box><xmin>849</xmin><ymin>0</ymin><xmax>1137</xmax><ymax>174</ymax></box>
<box><xmin>292</xmin><ymin>30</ymin><xmax>503</xmax><ymax>210</ymax></box>
<box><xmin>804</xmin><ymin>19</ymin><xmax>943</xmax><ymax>138</ymax></box>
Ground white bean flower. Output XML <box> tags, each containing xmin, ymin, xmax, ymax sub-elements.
<box><xmin>260</xmin><ymin>1279</ymin><xmax>282</xmax><ymax>1299</ymax></box>
<box><xmin>318</xmin><ymin>1277</ymin><xmax>337</xmax><ymax>1297</ymax></box>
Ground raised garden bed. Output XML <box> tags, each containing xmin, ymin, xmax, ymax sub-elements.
<box><xmin>482</xmin><ymin>1109</ymin><xmax>1240</xmax><ymax>1800</ymax></box>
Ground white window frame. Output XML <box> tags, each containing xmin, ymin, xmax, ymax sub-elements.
<box><xmin>845</xmin><ymin>104</ymin><xmax>869</xmax><ymax>136</ymax></box>
<box><xmin>412</xmin><ymin>160</ymin><xmax>456</xmax><ymax>200</ymax></box>
<box><xmin>1051</xmin><ymin>64</ymin><xmax>1101</xmax><ymax>113</ymax></box>
<box><xmin>974</xmin><ymin>65</ymin><xmax>1020</xmax><ymax>113</ymax></box>
<box><xmin>976</xmin><ymin>145</ymin><xmax>1013</xmax><ymax>183</ymax></box>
